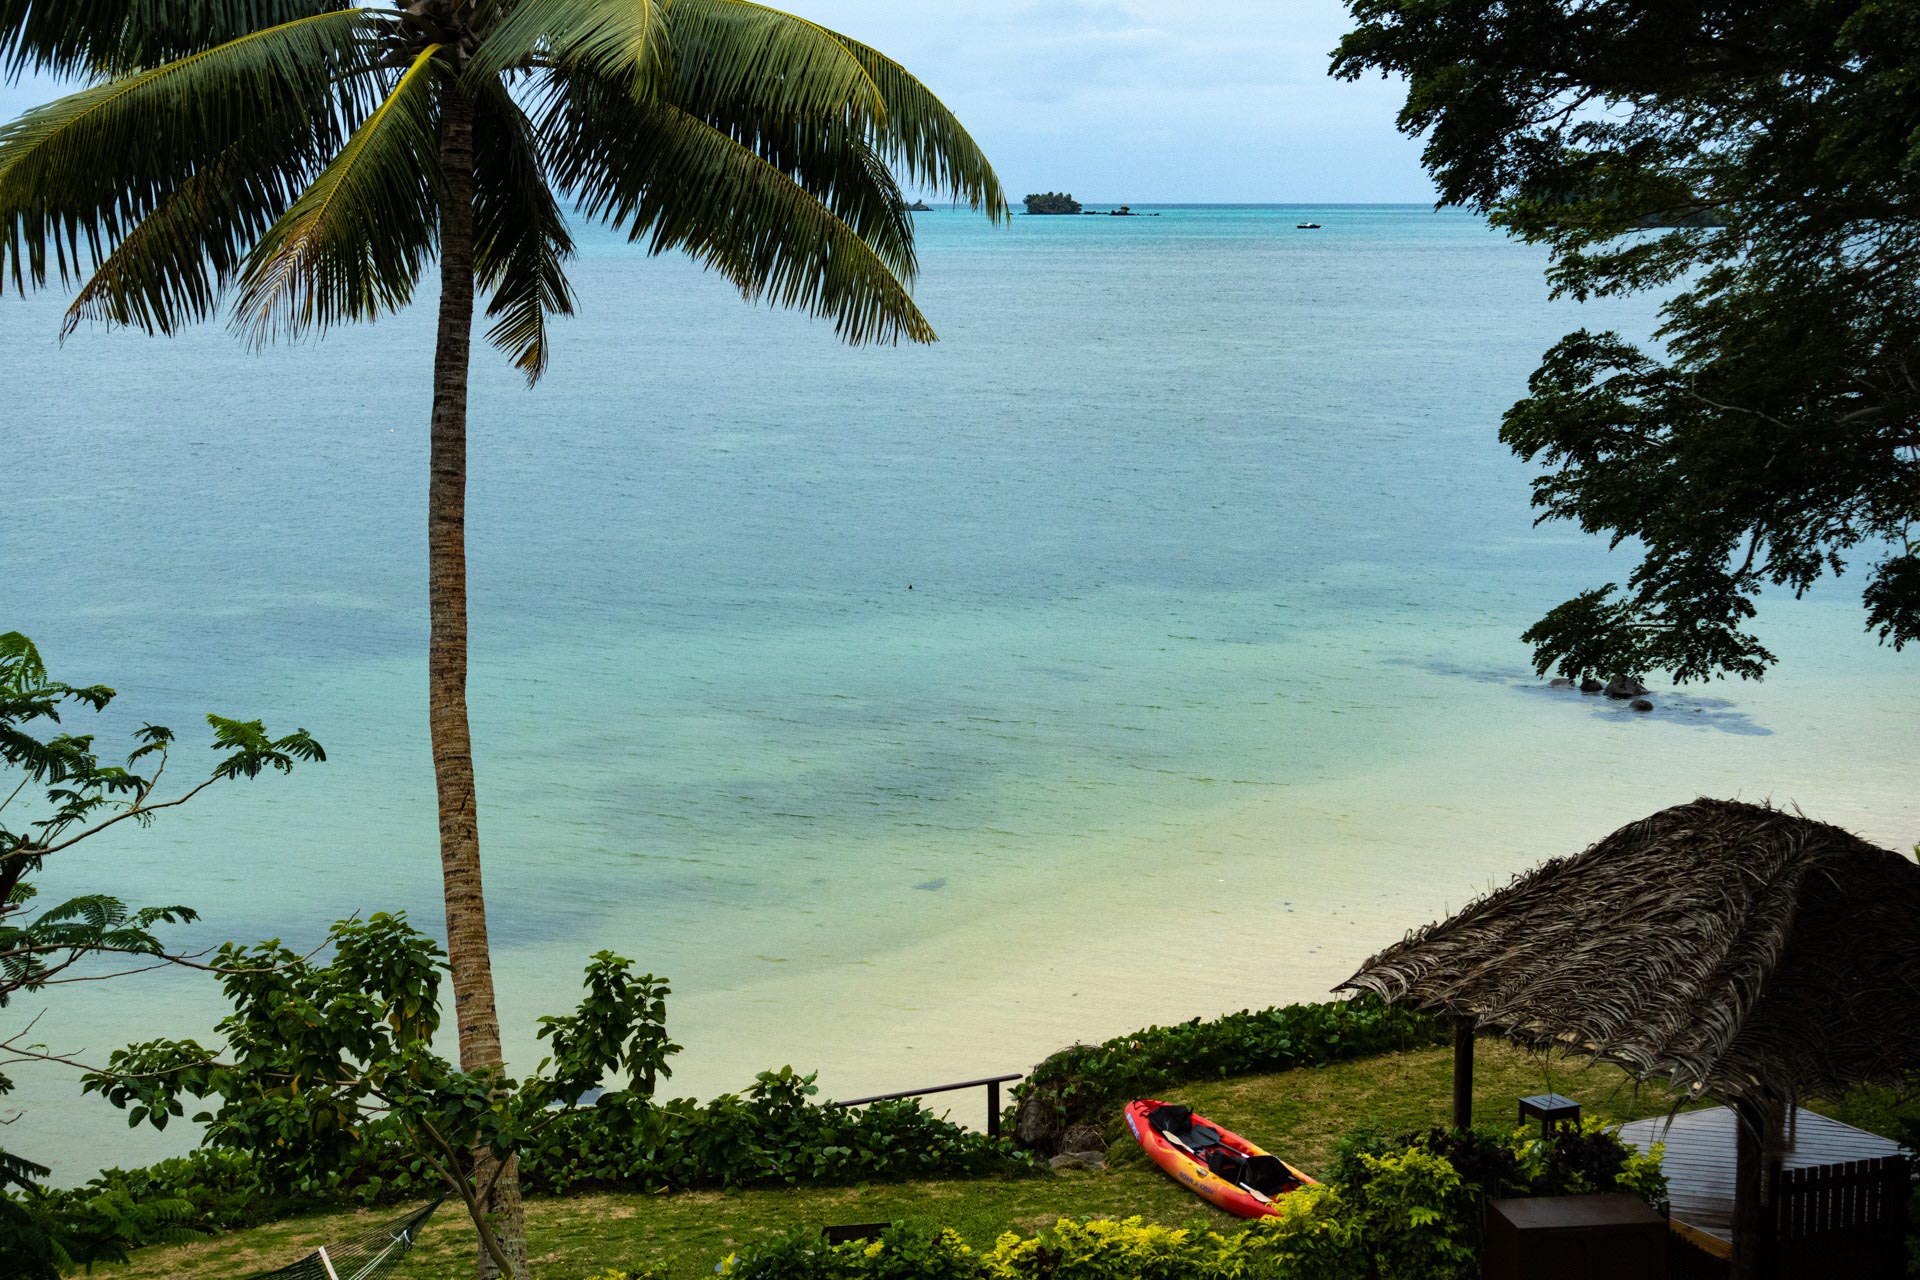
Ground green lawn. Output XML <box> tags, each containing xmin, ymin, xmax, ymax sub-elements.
<box><xmin>104</xmin><ymin>1040</ymin><xmax>1705</xmax><ymax>1280</ymax></box>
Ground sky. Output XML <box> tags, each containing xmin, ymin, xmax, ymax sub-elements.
<box><xmin>0</xmin><ymin>1</ymin><xmax>1438</xmax><ymax>204</ymax></box>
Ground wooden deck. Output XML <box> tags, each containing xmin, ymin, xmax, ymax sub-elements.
<box><xmin>1618</xmin><ymin>1105</ymin><xmax>1907</xmax><ymax>1254</ymax></box>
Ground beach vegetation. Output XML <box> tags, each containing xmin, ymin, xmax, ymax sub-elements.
<box><xmin>1335</xmin><ymin>0</ymin><xmax>1920</xmax><ymax>682</ymax></box>
<box><xmin>0</xmin><ymin>8</ymin><xmax>1002</xmax><ymax>1272</ymax></box>
<box><xmin>0</xmin><ymin>630</ymin><xmax>322</xmax><ymax>1278</ymax></box>
<box><xmin>70</xmin><ymin>912</ymin><xmax>1025</xmax><ymax>1271</ymax></box>
<box><xmin>103</xmin><ymin>1033</ymin><xmax>1904</xmax><ymax>1279</ymax></box>
<box><xmin>1011</xmin><ymin>997</ymin><xmax>1445</xmax><ymax>1154</ymax></box>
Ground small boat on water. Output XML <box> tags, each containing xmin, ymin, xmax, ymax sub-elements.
<box><xmin>1296</xmin><ymin>222</ymin><xmax>1322</xmax><ymax>229</ymax></box>
<box><xmin>1125</xmin><ymin>1100</ymin><xmax>1315</xmax><ymax>1218</ymax></box>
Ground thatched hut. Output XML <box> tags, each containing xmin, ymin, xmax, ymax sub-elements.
<box><xmin>1339</xmin><ymin>798</ymin><xmax>1920</xmax><ymax>1278</ymax></box>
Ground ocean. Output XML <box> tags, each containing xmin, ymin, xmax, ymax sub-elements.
<box><xmin>6</xmin><ymin>205</ymin><xmax>1917</xmax><ymax>1180</ymax></box>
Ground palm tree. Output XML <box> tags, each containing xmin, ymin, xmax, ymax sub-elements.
<box><xmin>0</xmin><ymin>4</ymin><xmax>1002</xmax><ymax>1275</ymax></box>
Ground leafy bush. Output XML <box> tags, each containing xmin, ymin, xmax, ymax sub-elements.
<box><xmin>1208</xmin><ymin>1189</ymin><xmax>1365</xmax><ymax>1280</ymax></box>
<box><xmin>1332</xmin><ymin>1119</ymin><xmax>1666</xmax><ymax>1210</ymax></box>
<box><xmin>0</xmin><ymin>1183</ymin><xmax>202</xmax><ymax>1279</ymax></box>
<box><xmin>1011</xmin><ymin>998</ymin><xmax>1445</xmax><ymax>1153</ymax></box>
<box><xmin>521</xmin><ymin>1068</ymin><xmax>1030</xmax><ymax>1195</ymax></box>
<box><xmin>1346</xmin><ymin>1148</ymin><xmax>1477</xmax><ymax>1280</ymax></box>
<box><xmin>1329</xmin><ymin>1118</ymin><xmax>1667</xmax><ymax>1270</ymax></box>
<box><xmin>714</xmin><ymin>1176</ymin><xmax>1563</xmax><ymax>1280</ymax></box>
<box><xmin>47</xmin><ymin>1069</ymin><xmax>1030</xmax><ymax>1245</ymax></box>
<box><xmin>987</xmin><ymin>1217</ymin><xmax>1203</xmax><ymax>1280</ymax></box>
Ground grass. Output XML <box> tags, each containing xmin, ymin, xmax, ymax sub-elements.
<box><xmin>102</xmin><ymin>1039</ymin><xmax>1707</xmax><ymax>1280</ymax></box>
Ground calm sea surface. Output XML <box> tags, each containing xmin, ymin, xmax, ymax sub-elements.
<box><xmin>6</xmin><ymin>206</ymin><xmax>1917</xmax><ymax>1179</ymax></box>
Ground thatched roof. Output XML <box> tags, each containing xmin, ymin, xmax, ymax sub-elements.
<box><xmin>1339</xmin><ymin>798</ymin><xmax>1920</xmax><ymax>1105</ymax></box>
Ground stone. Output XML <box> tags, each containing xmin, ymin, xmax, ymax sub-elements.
<box><xmin>1061</xmin><ymin>1123</ymin><xmax>1107</xmax><ymax>1154</ymax></box>
<box><xmin>1580</xmin><ymin>677</ymin><xmax>1605</xmax><ymax>694</ymax></box>
<box><xmin>1549</xmin><ymin>677</ymin><xmax>1576</xmax><ymax>688</ymax></box>
<box><xmin>1049</xmin><ymin>1151</ymin><xmax>1106</xmax><ymax>1171</ymax></box>
<box><xmin>1630</xmin><ymin>698</ymin><xmax>1654</xmax><ymax>712</ymax></box>
<box><xmin>1604</xmin><ymin>677</ymin><xmax>1649</xmax><ymax>699</ymax></box>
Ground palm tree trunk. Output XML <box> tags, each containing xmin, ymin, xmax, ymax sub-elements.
<box><xmin>429</xmin><ymin>82</ymin><xmax>530</xmax><ymax>1280</ymax></box>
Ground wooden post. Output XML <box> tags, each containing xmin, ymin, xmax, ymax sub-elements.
<box><xmin>987</xmin><ymin>1079</ymin><xmax>1002</xmax><ymax>1139</ymax></box>
<box><xmin>1451</xmin><ymin>1016</ymin><xmax>1474</xmax><ymax>1131</ymax></box>
<box><xmin>1732</xmin><ymin>1097</ymin><xmax>1782</xmax><ymax>1280</ymax></box>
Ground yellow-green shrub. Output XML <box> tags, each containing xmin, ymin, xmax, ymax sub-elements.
<box><xmin>986</xmin><ymin>1217</ymin><xmax>1202</xmax><ymax>1280</ymax></box>
<box><xmin>1348</xmin><ymin>1148</ymin><xmax>1477</xmax><ymax>1280</ymax></box>
<box><xmin>1206</xmin><ymin>1186</ymin><xmax>1366</xmax><ymax>1280</ymax></box>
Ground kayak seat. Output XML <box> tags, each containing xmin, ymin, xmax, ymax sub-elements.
<box><xmin>1205</xmin><ymin>1147</ymin><xmax>1248</xmax><ymax>1181</ymax></box>
<box><xmin>1242</xmin><ymin>1154</ymin><xmax>1301</xmax><ymax>1197</ymax></box>
<box><xmin>1147</xmin><ymin>1105</ymin><xmax>1192</xmax><ymax>1135</ymax></box>
<box><xmin>1149</xmin><ymin>1105</ymin><xmax>1225</xmax><ymax>1151</ymax></box>
<box><xmin>1205</xmin><ymin>1148</ymin><xmax>1299</xmax><ymax>1196</ymax></box>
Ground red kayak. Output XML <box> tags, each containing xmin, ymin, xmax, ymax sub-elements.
<box><xmin>1125</xmin><ymin>1099</ymin><xmax>1315</xmax><ymax>1218</ymax></box>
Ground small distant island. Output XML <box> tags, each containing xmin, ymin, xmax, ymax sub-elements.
<box><xmin>1023</xmin><ymin>191</ymin><xmax>1081</xmax><ymax>215</ymax></box>
<box><xmin>905</xmin><ymin>199</ymin><xmax>932</xmax><ymax>212</ymax></box>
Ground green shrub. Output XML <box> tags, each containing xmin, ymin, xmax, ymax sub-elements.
<box><xmin>1206</xmin><ymin>1187</ymin><xmax>1365</xmax><ymax>1280</ymax></box>
<box><xmin>710</xmin><ymin>1177</ymin><xmax>1511</xmax><ymax>1280</ymax></box>
<box><xmin>61</xmin><ymin>1067</ymin><xmax>1031</xmax><ymax>1245</ymax></box>
<box><xmin>724</xmin><ymin>1223</ymin><xmax>985</xmax><ymax>1280</ymax></box>
<box><xmin>1347</xmin><ymin>1148</ymin><xmax>1477</xmax><ymax>1280</ymax></box>
<box><xmin>521</xmin><ymin>1067</ymin><xmax>1031</xmax><ymax>1195</ymax></box>
<box><xmin>1011</xmin><ymin>997</ymin><xmax>1445</xmax><ymax>1153</ymax></box>
<box><xmin>987</xmin><ymin>1217</ymin><xmax>1204</xmax><ymax>1280</ymax></box>
<box><xmin>1332</xmin><ymin>1119</ymin><xmax>1666</xmax><ymax>1210</ymax></box>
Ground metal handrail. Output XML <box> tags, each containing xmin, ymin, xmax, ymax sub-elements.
<box><xmin>830</xmin><ymin>1072</ymin><xmax>1023</xmax><ymax>1138</ymax></box>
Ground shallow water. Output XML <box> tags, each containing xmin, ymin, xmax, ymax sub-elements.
<box><xmin>6</xmin><ymin>206</ymin><xmax>1917</xmax><ymax>1180</ymax></box>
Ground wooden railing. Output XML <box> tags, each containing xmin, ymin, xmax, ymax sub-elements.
<box><xmin>1657</xmin><ymin>1155</ymin><xmax>1912</xmax><ymax>1280</ymax></box>
<box><xmin>1770</xmin><ymin>1155</ymin><xmax>1911</xmax><ymax>1278</ymax></box>
<box><xmin>829</xmin><ymin>1073</ymin><xmax>1023</xmax><ymax>1138</ymax></box>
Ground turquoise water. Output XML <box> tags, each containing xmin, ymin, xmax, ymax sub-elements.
<box><xmin>6</xmin><ymin>206</ymin><xmax>1918</xmax><ymax>1179</ymax></box>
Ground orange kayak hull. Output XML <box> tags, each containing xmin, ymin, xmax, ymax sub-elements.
<box><xmin>1124</xmin><ymin>1098</ymin><xmax>1317</xmax><ymax>1219</ymax></box>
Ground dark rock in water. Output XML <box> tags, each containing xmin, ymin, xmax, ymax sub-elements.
<box><xmin>1549</xmin><ymin>677</ymin><xmax>1576</xmax><ymax>688</ymax></box>
<box><xmin>913</xmin><ymin>878</ymin><xmax>947</xmax><ymax>891</ymax></box>
<box><xmin>1631</xmin><ymin>698</ymin><xmax>1654</xmax><ymax>712</ymax></box>
<box><xmin>1580</xmin><ymin>677</ymin><xmax>1605</xmax><ymax>694</ymax></box>
<box><xmin>1605</xmin><ymin>677</ymin><xmax>1649</xmax><ymax>699</ymax></box>
<box><xmin>1050</xmin><ymin>1151</ymin><xmax>1105</xmax><ymax>1171</ymax></box>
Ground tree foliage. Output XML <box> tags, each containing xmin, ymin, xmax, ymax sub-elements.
<box><xmin>84</xmin><ymin>915</ymin><xmax>682</xmax><ymax>1277</ymax></box>
<box><xmin>1335</xmin><ymin>0</ymin><xmax>1920</xmax><ymax>681</ymax></box>
<box><xmin>0</xmin><ymin>631</ymin><xmax>321</xmax><ymax>1279</ymax></box>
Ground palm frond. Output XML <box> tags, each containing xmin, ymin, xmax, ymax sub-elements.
<box><xmin>472</xmin><ymin>77</ymin><xmax>575</xmax><ymax>383</ymax></box>
<box><xmin>660</xmin><ymin>0</ymin><xmax>884</xmax><ymax>125</ymax></box>
<box><xmin>689</xmin><ymin>102</ymin><xmax>916</xmax><ymax>283</ymax></box>
<box><xmin>666</xmin><ymin>0</ymin><xmax>1002</xmax><ymax>218</ymax></box>
<box><xmin>233</xmin><ymin>42</ymin><xmax>442</xmax><ymax>343</ymax></box>
<box><xmin>61</xmin><ymin>118</ymin><xmax>336</xmax><ymax>335</ymax></box>
<box><xmin>467</xmin><ymin>0</ymin><xmax>668</xmax><ymax>93</ymax></box>
<box><xmin>542</xmin><ymin>75</ymin><xmax>931</xmax><ymax>345</ymax></box>
<box><xmin>809</xmin><ymin>24</ymin><xmax>1005</xmax><ymax>219</ymax></box>
<box><xmin>0</xmin><ymin>8</ymin><xmax>388</xmax><ymax>294</ymax></box>
<box><xmin>0</xmin><ymin>0</ymin><xmax>352</xmax><ymax>80</ymax></box>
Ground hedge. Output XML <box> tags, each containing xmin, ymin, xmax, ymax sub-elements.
<box><xmin>1009</xmin><ymin>996</ymin><xmax>1447</xmax><ymax>1153</ymax></box>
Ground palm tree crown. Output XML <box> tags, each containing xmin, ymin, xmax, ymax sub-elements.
<box><xmin>0</xmin><ymin>0</ymin><xmax>1005</xmax><ymax>372</ymax></box>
